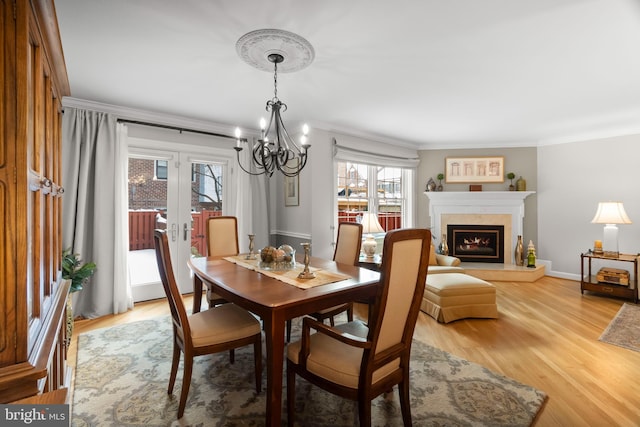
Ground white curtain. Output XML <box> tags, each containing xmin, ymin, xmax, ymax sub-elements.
<box><xmin>233</xmin><ymin>139</ymin><xmax>270</xmax><ymax>251</ymax></box>
<box><xmin>62</xmin><ymin>107</ymin><xmax>133</xmax><ymax>318</ymax></box>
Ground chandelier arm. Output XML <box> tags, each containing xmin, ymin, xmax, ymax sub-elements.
<box><xmin>234</xmin><ymin>147</ymin><xmax>267</xmax><ymax>176</ymax></box>
<box><xmin>275</xmin><ymin>109</ymin><xmax>300</xmax><ymax>151</ymax></box>
<box><xmin>255</xmin><ymin>140</ymin><xmax>277</xmax><ymax>177</ymax></box>
<box><xmin>268</xmin><ymin>100</ymin><xmax>293</xmax><ymax>174</ymax></box>
<box><xmin>279</xmin><ymin>151</ymin><xmax>307</xmax><ymax>177</ymax></box>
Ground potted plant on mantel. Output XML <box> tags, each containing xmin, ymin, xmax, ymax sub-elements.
<box><xmin>506</xmin><ymin>172</ymin><xmax>516</xmax><ymax>191</ymax></box>
<box><xmin>436</xmin><ymin>173</ymin><xmax>444</xmax><ymax>191</ymax></box>
<box><xmin>62</xmin><ymin>249</ymin><xmax>97</xmax><ymax>344</ymax></box>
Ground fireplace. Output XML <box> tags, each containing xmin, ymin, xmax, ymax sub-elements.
<box><xmin>425</xmin><ymin>191</ymin><xmax>534</xmax><ymax>264</ymax></box>
<box><xmin>447</xmin><ymin>224</ymin><xmax>504</xmax><ymax>263</ymax></box>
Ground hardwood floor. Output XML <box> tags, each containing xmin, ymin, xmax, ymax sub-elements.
<box><xmin>68</xmin><ymin>276</ymin><xmax>640</xmax><ymax>426</ymax></box>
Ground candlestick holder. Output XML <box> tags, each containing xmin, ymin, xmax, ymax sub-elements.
<box><xmin>245</xmin><ymin>234</ymin><xmax>257</xmax><ymax>260</ymax></box>
<box><xmin>298</xmin><ymin>242</ymin><xmax>316</xmax><ymax>279</ymax></box>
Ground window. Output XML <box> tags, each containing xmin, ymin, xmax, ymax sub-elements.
<box><xmin>336</xmin><ymin>161</ymin><xmax>410</xmax><ymax>232</ymax></box>
<box><xmin>192</xmin><ymin>163</ymin><xmax>223</xmax><ymax>206</ymax></box>
<box><xmin>155</xmin><ymin>160</ymin><xmax>168</xmax><ymax>180</ymax></box>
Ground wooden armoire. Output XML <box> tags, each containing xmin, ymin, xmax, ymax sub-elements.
<box><xmin>0</xmin><ymin>0</ymin><xmax>70</xmax><ymax>402</ymax></box>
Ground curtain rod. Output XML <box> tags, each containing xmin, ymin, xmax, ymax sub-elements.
<box><xmin>117</xmin><ymin>118</ymin><xmax>238</xmax><ymax>140</ymax></box>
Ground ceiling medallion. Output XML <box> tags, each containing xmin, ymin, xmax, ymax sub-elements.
<box><xmin>236</xmin><ymin>29</ymin><xmax>315</xmax><ymax>73</ymax></box>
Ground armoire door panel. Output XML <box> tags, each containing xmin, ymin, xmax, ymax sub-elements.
<box><xmin>0</xmin><ymin>0</ymin><xmax>70</xmax><ymax>400</ymax></box>
<box><xmin>0</xmin><ymin>0</ymin><xmax>18</xmax><ymax>368</ymax></box>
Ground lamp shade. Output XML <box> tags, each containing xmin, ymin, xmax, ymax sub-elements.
<box><xmin>591</xmin><ymin>202</ymin><xmax>632</xmax><ymax>224</ymax></box>
<box><xmin>360</xmin><ymin>212</ymin><xmax>384</xmax><ymax>234</ymax></box>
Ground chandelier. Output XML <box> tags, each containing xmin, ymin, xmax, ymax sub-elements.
<box><xmin>235</xmin><ymin>29</ymin><xmax>314</xmax><ymax>177</ymax></box>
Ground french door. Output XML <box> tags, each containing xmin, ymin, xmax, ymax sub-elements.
<box><xmin>128</xmin><ymin>148</ymin><xmax>228</xmax><ymax>301</ymax></box>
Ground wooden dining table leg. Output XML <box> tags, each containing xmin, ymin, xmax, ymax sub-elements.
<box><xmin>192</xmin><ymin>275</ymin><xmax>203</xmax><ymax>314</ymax></box>
<box><xmin>262</xmin><ymin>311</ymin><xmax>286</xmax><ymax>427</ymax></box>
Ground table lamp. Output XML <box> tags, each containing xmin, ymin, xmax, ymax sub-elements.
<box><xmin>591</xmin><ymin>201</ymin><xmax>632</xmax><ymax>258</ymax></box>
<box><xmin>360</xmin><ymin>212</ymin><xmax>384</xmax><ymax>259</ymax></box>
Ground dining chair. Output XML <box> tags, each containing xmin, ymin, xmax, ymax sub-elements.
<box><xmin>204</xmin><ymin>216</ymin><xmax>240</xmax><ymax>307</ymax></box>
<box><xmin>153</xmin><ymin>229</ymin><xmax>262</xmax><ymax>419</ymax></box>
<box><xmin>286</xmin><ymin>222</ymin><xmax>363</xmax><ymax>342</ymax></box>
<box><xmin>286</xmin><ymin>228</ymin><xmax>431</xmax><ymax>426</ymax></box>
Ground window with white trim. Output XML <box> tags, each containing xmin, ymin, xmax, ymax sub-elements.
<box><xmin>155</xmin><ymin>160</ymin><xmax>168</xmax><ymax>180</ymax></box>
<box><xmin>336</xmin><ymin>160</ymin><xmax>411</xmax><ymax>231</ymax></box>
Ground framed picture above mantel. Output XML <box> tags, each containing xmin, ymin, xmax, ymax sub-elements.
<box><xmin>445</xmin><ymin>156</ymin><xmax>504</xmax><ymax>184</ymax></box>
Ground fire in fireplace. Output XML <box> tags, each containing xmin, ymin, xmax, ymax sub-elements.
<box><xmin>447</xmin><ymin>224</ymin><xmax>504</xmax><ymax>263</ymax></box>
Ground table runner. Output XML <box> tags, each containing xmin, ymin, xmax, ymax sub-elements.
<box><xmin>223</xmin><ymin>255</ymin><xmax>351</xmax><ymax>290</ymax></box>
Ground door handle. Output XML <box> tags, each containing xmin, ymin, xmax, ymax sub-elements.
<box><xmin>170</xmin><ymin>223</ymin><xmax>177</xmax><ymax>242</ymax></box>
<box><xmin>184</xmin><ymin>223</ymin><xmax>189</xmax><ymax>241</ymax></box>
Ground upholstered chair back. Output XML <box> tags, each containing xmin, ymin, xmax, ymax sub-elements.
<box><xmin>206</xmin><ymin>216</ymin><xmax>239</xmax><ymax>257</ymax></box>
<box><xmin>368</xmin><ymin>228</ymin><xmax>431</xmax><ymax>370</ymax></box>
<box><xmin>333</xmin><ymin>222</ymin><xmax>363</xmax><ymax>265</ymax></box>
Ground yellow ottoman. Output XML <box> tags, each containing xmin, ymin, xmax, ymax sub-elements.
<box><xmin>421</xmin><ymin>273</ymin><xmax>498</xmax><ymax>323</ymax></box>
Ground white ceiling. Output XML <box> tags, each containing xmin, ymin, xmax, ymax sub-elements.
<box><xmin>54</xmin><ymin>0</ymin><xmax>640</xmax><ymax>149</ymax></box>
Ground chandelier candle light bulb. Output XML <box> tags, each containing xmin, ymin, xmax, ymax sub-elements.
<box><xmin>301</xmin><ymin>124</ymin><xmax>309</xmax><ymax>146</ymax></box>
<box><xmin>260</xmin><ymin>117</ymin><xmax>266</xmax><ymax>139</ymax></box>
<box><xmin>234</xmin><ymin>127</ymin><xmax>241</xmax><ymax>147</ymax></box>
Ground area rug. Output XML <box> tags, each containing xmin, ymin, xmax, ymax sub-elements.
<box><xmin>71</xmin><ymin>317</ymin><xmax>546</xmax><ymax>427</ymax></box>
<box><xmin>599</xmin><ymin>303</ymin><xmax>640</xmax><ymax>352</ymax></box>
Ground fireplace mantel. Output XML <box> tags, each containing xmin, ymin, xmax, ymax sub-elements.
<box><xmin>424</xmin><ymin>191</ymin><xmax>535</xmax><ymax>204</ymax></box>
<box><xmin>425</xmin><ymin>191</ymin><xmax>535</xmax><ymax>264</ymax></box>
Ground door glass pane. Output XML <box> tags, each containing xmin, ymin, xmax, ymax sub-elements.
<box><xmin>127</xmin><ymin>157</ymin><xmax>166</xmax><ymax>292</ymax></box>
<box><xmin>190</xmin><ymin>162</ymin><xmax>224</xmax><ymax>257</ymax></box>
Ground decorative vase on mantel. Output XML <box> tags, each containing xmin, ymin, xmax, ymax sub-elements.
<box><xmin>426</xmin><ymin>177</ymin><xmax>436</xmax><ymax>192</ymax></box>
<box><xmin>437</xmin><ymin>234</ymin><xmax>449</xmax><ymax>256</ymax></box>
<box><xmin>516</xmin><ymin>176</ymin><xmax>526</xmax><ymax>191</ymax></box>
<box><xmin>514</xmin><ymin>235</ymin><xmax>524</xmax><ymax>266</ymax></box>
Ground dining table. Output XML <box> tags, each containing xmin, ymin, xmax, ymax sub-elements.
<box><xmin>188</xmin><ymin>254</ymin><xmax>380</xmax><ymax>427</ymax></box>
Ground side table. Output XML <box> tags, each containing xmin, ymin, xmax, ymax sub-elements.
<box><xmin>580</xmin><ymin>252</ymin><xmax>638</xmax><ymax>303</ymax></box>
<box><xmin>358</xmin><ymin>253</ymin><xmax>382</xmax><ymax>272</ymax></box>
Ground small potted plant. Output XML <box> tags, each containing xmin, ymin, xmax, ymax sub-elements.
<box><xmin>63</xmin><ymin>249</ymin><xmax>97</xmax><ymax>293</ymax></box>
<box><xmin>62</xmin><ymin>249</ymin><xmax>97</xmax><ymax>344</ymax></box>
<box><xmin>436</xmin><ymin>173</ymin><xmax>444</xmax><ymax>191</ymax></box>
<box><xmin>506</xmin><ymin>172</ymin><xmax>516</xmax><ymax>191</ymax></box>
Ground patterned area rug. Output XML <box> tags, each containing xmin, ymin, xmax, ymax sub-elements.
<box><xmin>599</xmin><ymin>303</ymin><xmax>640</xmax><ymax>352</ymax></box>
<box><xmin>72</xmin><ymin>317</ymin><xmax>546</xmax><ymax>427</ymax></box>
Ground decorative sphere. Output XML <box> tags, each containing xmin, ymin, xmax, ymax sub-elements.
<box><xmin>260</xmin><ymin>246</ymin><xmax>276</xmax><ymax>262</ymax></box>
<box><xmin>274</xmin><ymin>249</ymin><xmax>286</xmax><ymax>262</ymax></box>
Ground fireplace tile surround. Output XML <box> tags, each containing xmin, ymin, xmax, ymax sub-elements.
<box><xmin>425</xmin><ymin>191</ymin><xmax>535</xmax><ymax>265</ymax></box>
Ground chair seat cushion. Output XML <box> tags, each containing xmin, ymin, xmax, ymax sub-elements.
<box><xmin>287</xmin><ymin>320</ymin><xmax>396</xmax><ymax>388</ymax></box>
<box><xmin>422</xmin><ymin>273</ymin><xmax>498</xmax><ymax>323</ymax></box>
<box><xmin>188</xmin><ymin>303</ymin><xmax>261</xmax><ymax>347</ymax></box>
